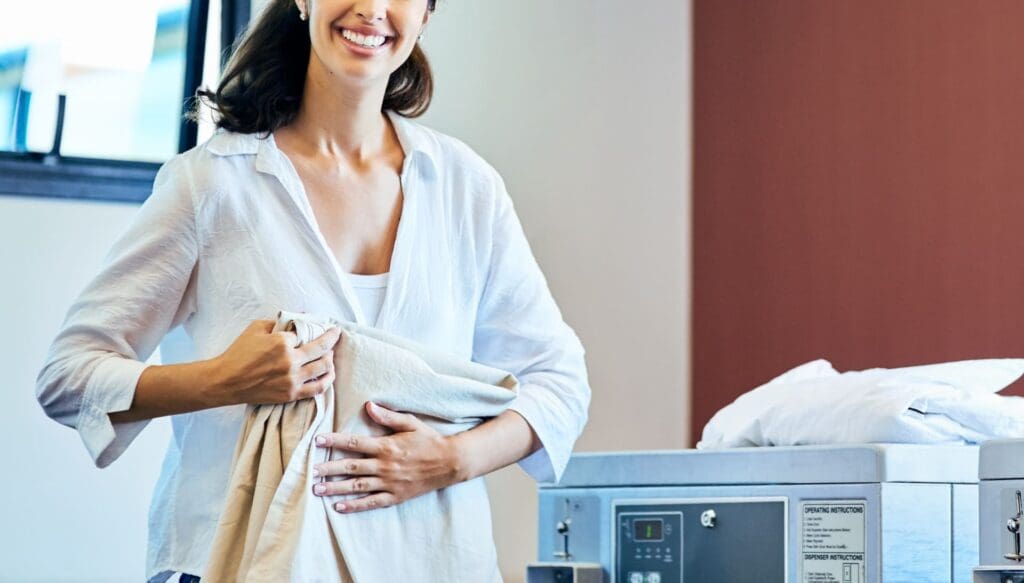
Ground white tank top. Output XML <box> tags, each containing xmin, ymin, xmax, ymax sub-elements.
<box><xmin>347</xmin><ymin>272</ymin><xmax>389</xmax><ymax>326</ymax></box>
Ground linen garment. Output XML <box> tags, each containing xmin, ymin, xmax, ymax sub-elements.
<box><xmin>35</xmin><ymin>110</ymin><xmax>591</xmax><ymax>580</ymax></box>
<box><xmin>699</xmin><ymin>358</ymin><xmax>1024</xmax><ymax>448</ymax></box>
<box><xmin>203</xmin><ymin>310</ymin><xmax>518</xmax><ymax>582</ymax></box>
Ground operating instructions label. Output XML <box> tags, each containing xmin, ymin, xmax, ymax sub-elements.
<box><xmin>799</xmin><ymin>500</ymin><xmax>866</xmax><ymax>583</ymax></box>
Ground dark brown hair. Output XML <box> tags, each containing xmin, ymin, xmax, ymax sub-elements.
<box><xmin>191</xmin><ymin>0</ymin><xmax>437</xmax><ymax>135</ymax></box>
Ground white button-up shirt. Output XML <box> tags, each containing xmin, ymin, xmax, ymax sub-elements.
<box><xmin>35</xmin><ymin>110</ymin><xmax>591</xmax><ymax>579</ymax></box>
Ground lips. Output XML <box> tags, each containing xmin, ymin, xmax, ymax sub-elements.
<box><xmin>337</xmin><ymin>26</ymin><xmax>393</xmax><ymax>50</ymax></box>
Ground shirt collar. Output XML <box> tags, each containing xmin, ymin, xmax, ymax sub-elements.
<box><xmin>204</xmin><ymin>109</ymin><xmax>440</xmax><ymax>178</ymax></box>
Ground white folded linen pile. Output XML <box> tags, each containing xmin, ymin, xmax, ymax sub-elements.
<box><xmin>699</xmin><ymin>358</ymin><xmax>1024</xmax><ymax>449</ymax></box>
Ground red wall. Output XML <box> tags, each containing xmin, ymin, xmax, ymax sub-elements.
<box><xmin>692</xmin><ymin>0</ymin><xmax>1024</xmax><ymax>444</ymax></box>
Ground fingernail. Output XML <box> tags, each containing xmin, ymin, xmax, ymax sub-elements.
<box><xmin>315</xmin><ymin>435</ymin><xmax>327</xmax><ymax>446</ymax></box>
<box><xmin>336</xmin><ymin>503</ymin><xmax>346</xmax><ymax>512</ymax></box>
<box><xmin>313</xmin><ymin>484</ymin><xmax>326</xmax><ymax>495</ymax></box>
<box><xmin>312</xmin><ymin>466</ymin><xmax>321</xmax><ymax>477</ymax></box>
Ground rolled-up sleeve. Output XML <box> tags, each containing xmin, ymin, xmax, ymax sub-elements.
<box><xmin>471</xmin><ymin>173</ymin><xmax>591</xmax><ymax>484</ymax></box>
<box><xmin>36</xmin><ymin>156</ymin><xmax>199</xmax><ymax>468</ymax></box>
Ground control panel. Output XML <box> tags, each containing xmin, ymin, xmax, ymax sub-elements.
<box><xmin>617</xmin><ymin>511</ymin><xmax>682</xmax><ymax>583</ymax></box>
<box><xmin>613</xmin><ymin>499</ymin><xmax>786</xmax><ymax>583</ymax></box>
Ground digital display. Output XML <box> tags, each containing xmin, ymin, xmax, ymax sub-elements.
<box><xmin>633</xmin><ymin>519</ymin><xmax>663</xmax><ymax>541</ymax></box>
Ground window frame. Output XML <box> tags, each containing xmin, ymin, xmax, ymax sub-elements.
<box><xmin>0</xmin><ymin>0</ymin><xmax>250</xmax><ymax>203</ymax></box>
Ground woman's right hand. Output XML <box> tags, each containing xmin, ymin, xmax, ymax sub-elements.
<box><xmin>210</xmin><ymin>319</ymin><xmax>341</xmax><ymax>406</ymax></box>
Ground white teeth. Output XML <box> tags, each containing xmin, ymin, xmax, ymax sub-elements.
<box><xmin>341</xmin><ymin>29</ymin><xmax>387</xmax><ymax>48</ymax></box>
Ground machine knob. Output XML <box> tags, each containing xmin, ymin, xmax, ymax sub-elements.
<box><xmin>553</xmin><ymin>499</ymin><xmax>574</xmax><ymax>561</ymax></box>
<box><xmin>700</xmin><ymin>509</ymin><xmax>717</xmax><ymax>529</ymax></box>
<box><xmin>1005</xmin><ymin>490</ymin><xmax>1024</xmax><ymax>562</ymax></box>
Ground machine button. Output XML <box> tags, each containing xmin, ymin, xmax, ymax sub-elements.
<box><xmin>700</xmin><ymin>509</ymin><xmax>717</xmax><ymax>528</ymax></box>
<box><xmin>645</xmin><ymin>572</ymin><xmax>662</xmax><ymax>583</ymax></box>
<box><xmin>628</xmin><ymin>572</ymin><xmax>644</xmax><ymax>583</ymax></box>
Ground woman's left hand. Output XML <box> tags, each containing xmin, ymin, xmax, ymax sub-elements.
<box><xmin>311</xmin><ymin>401</ymin><xmax>466</xmax><ymax>513</ymax></box>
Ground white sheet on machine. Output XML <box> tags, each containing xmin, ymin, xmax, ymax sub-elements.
<box><xmin>699</xmin><ymin>358</ymin><xmax>1024</xmax><ymax>449</ymax></box>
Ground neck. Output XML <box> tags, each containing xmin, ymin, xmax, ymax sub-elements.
<box><xmin>287</xmin><ymin>54</ymin><xmax>392</xmax><ymax>164</ymax></box>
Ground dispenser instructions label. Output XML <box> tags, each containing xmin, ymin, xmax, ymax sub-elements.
<box><xmin>799</xmin><ymin>500</ymin><xmax>866</xmax><ymax>583</ymax></box>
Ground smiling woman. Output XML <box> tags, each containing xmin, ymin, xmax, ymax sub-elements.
<box><xmin>36</xmin><ymin>0</ymin><xmax>591</xmax><ymax>580</ymax></box>
<box><xmin>193</xmin><ymin>0</ymin><xmax>438</xmax><ymax>132</ymax></box>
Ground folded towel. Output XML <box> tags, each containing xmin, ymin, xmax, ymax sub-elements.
<box><xmin>202</xmin><ymin>310</ymin><xmax>519</xmax><ymax>582</ymax></box>
<box><xmin>698</xmin><ymin>358</ymin><xmax>1024</xmax><ymax>449</ymax></box>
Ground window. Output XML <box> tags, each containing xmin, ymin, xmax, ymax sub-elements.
<box><xmin>0</xmin><ymin>0</ymin><xmax>250</xmax><ymax>202</ymax></box>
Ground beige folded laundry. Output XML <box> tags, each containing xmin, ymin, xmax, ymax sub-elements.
<box><xmin>202</xmin><ymin>310</ymin><xmax>518</xmax><ymax>582</ymax></box>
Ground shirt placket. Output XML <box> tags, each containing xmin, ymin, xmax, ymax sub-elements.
<box><xmin>370</xmin><ymin>154</ymin><xmax>417</xmax><ymax>331</ymax></box>
<box><xmin>254</xmin><ymin>141</ymin><xmax>366</xmax><ymax>325</ymax></box>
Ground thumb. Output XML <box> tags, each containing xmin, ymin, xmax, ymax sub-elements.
<box><xmin>366</xmin><ymin>402</ymin><xmax>419</xmax><ymax>432</ymax></box>
<box><xmin>250</xmin><ymin>319</ymin><xmax>276</xmax><ymax>333</ymax></box>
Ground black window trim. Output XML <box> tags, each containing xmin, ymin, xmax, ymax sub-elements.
<box><xmin>0</xmin><ymin>0</ymin><xmax>250</xmax><ymax>204</ymax></box>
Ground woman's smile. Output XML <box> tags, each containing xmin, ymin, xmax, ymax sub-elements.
<box><xmin>334</xmin><ymin>25</ymin><xmax>395</xmax><ymax>56</ymax></box>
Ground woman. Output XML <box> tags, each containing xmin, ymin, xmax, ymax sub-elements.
<box><xmin>36</xmin><ymin>0</ymin><xmax>590</xmax><ymax>581</ymax></box>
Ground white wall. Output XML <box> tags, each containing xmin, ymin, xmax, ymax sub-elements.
<box><xmin>420</xmin><ymin>1</ymin><xmax>692</xmax><ymax>580</ymax></box>
<box><xmin>1</xmin><ymin>0</ymin><xmax>691</xmax><ymax>580</ymax></box>
<box><xmin>0</xmin><ymin>195</ymin><xmax>172</xmax><ymax>582</ymax></box>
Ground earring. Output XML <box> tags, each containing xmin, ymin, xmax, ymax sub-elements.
<box><xmin>300</xmin><ymin>10</ymin><xmax>308</xmax><ymax>20</ymax></box>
